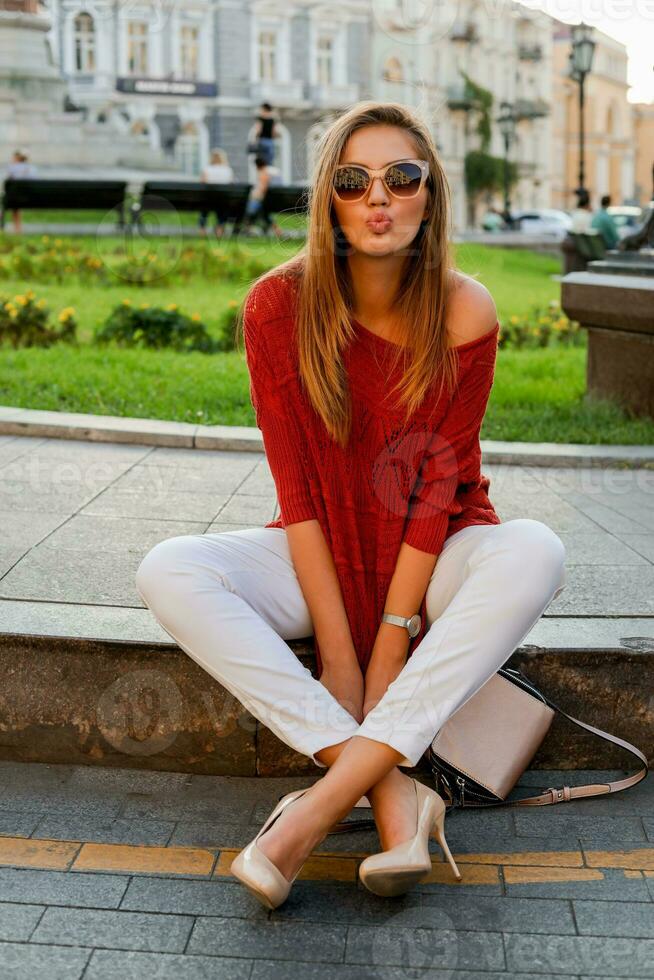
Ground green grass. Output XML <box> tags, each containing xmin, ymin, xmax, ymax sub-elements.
<box><xmin>10</xmin><ymin>209</ymin><xmax>309</xmax><ymax>233</ymax></box>
<box><xmin>1</xmin><ymin>236</ymin><xmax>652</xmax><ymax>444</ymax></box>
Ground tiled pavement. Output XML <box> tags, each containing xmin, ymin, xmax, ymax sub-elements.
<box><xmin>0</xmin><ymin>760</ymin><xmax>653</xmax><ymax>979</ymax></box>
<box><xmin>1</xmin><ymin>432</ymin><xmax>653</xmax><ymax>642</ymax></box>
<box><xmin>1</xmin><ymin>430</ymin><xmax>653</xmax><ymax>976</ymax></box>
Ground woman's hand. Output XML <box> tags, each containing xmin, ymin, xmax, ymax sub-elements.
<box><xmin>318</xmin><ymin>660</ymin><xmax>365</xmax><ymax>724</ymax></box>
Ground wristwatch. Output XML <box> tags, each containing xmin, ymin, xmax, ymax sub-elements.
<box><xmin>381</xmin><ymin>612</ymin><xmax>422</xmax><ymax>638</ymax></box>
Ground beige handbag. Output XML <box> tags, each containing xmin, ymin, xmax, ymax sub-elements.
<box><xmin>429</xmin><ymin>665</ymin><xmax>648</xmax><ymax>808</ymax></box>
<box><xmin>326</xmin><ymin>665</ymin><xmax>648</xmax><ymax>833</ymax></box>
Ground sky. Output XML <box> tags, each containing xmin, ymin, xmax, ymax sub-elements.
<box><xmin>517</xmin><ymin>0</ymin><xmax>653</xmax><ymax>103</ymax></box>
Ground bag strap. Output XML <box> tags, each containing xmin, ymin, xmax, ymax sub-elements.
<box><xmin>435</xmin><ymin>686</ymin><xmax>649</xmax><ymax>810</ymax></box>
<box><xmin>321</xmin><ymin>682</ymin><xmax>650</xmax><ymax>830</ymax></box>
<box><xmin>503</xmin><ymin>687</ymin><xmax>649</xmax><ymax>807</ymax></box>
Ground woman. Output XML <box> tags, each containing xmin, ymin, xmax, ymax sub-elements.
<box><xmin>6</xmin><ymin>149</ymin><xmax>36</xmax><ymax>235</ymax></box>
<box><xmin>243</xmin><ymin>156</ymin><xmax>282</xmax><ymax>237</ymax></box>
<box><xmin>199</xmin><ymin>148</ymin><xmax>234</xmax><ymax>239</ymax></box>
<box><xmin>252</xmin><ymin>102</ymin><xmax>279</xmax><ymax>164</ymax></box>
<box><xmin>135</xmin><ymin>101</ymin><xmax>566</xmax><ymax>909</ymax></box>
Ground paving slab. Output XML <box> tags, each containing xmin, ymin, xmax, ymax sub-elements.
<box><xmin>0</xmin><ymin>760</ymin><xmax>650</xmax><ymax>978</ymax></box>
<box><xmin>0</xmin><ymin>432</ymin><xmax>652</xmax><ymax>776</ymax></box>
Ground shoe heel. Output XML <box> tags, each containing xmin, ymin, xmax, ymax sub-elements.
<box><xmin>430</xmin><ymin>803</ymin><xmax>462</xmax><ymax>881</ymax></box>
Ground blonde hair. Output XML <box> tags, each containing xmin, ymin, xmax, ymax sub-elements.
<box><xmin>236</xmin><ymin>100</ymin><xmax>459</xmax><ymax>448</ymax></box>
<box><xmin>210</xmin><ymin>148</ymin><xmax>228</xmax><ymax>165</ymax></box>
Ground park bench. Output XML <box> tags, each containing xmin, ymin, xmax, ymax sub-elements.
<box><xmin>0</xmin><ymin>178</ymin><xmax>128</xmax><ymax>229</ymax></box>
<box><xmin>561</xmin><ymin>230</ymin><xmax>606</xmax><ymax>273</ymax></box>
<box><xmin>130</xmin><ymin>181</ymin><xmax>252</xmax><ymax>233</ymax></box>
<box><xmin>130</xmin><ymin>181</ymin><xmax>309</xmax><ymax>236</ymax></box>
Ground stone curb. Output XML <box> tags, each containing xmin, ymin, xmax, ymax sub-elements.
<box><xmin>2</xmin><ymin>406</ymin><xmax>653</xmax><ymax>468</ymax></box>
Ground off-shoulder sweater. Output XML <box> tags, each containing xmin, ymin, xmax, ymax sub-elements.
<box><xmin>242</xmin><ymin>272</ymin><xmax>501</xmax><ymax>676</ymax></box>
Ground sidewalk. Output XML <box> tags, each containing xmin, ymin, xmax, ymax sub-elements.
<box><xmin>1</xmin><ymin>417</ymin><xmax>653</xmax><ymax>776</ymax></box>
<box><xmin>1</xmin><ymin>416</ymin><xmax>653</xmax><ymax>976</ymax></box>
<box><xmin>0</xmin><ymin>759</ymin><xmax>652</xmax><ymax>978</ymax></box>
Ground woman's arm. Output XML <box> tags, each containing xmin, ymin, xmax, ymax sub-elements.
<box><xmin>242</xmin><ymin>289</ymin><xmax>363</xmax><ymax>702</ymax></box>
<box><xmin>363</xmin><ymin>286</ymin><xmax>499</xmax><ymax>713</ymax></box>
<box><xmin>283</xmin><ymin>520</ymin><xmax>359</xmax><ymax>666</ymax></box>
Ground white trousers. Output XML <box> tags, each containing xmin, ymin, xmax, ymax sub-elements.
<box><xmin>135</xmin><ymin>518</ymin><xmax>566</xmax><ymax>771</ymax></box>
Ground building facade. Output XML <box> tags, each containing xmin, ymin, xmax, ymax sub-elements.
<box><xmin>633</xmin><ymin>104</ymin><xmax>654</xmax><ymax>207</ymax></box>
<box><xmin>370</xmin><ymin>0</ymin><xmax>554</xmax><ymax>230</ymax></box>
<box><xmin>551</xmin><ymin>21</ymin><xmax>637</xmax><ymax>210</ymax></box>
<box><xmin>43</xmin><ymin>0</ymin><xmax>371</xmax><ymax>183</ymax></box>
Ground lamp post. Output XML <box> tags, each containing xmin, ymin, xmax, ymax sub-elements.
<box><xmin>569</xmin><ymin>22</ymin><xmax>596</xmax><ymax>200</ymax></box>
<box><xmin>497</xmin><ymin>101</ymin><xmax>516</xmax><ymax>228</ymax></box>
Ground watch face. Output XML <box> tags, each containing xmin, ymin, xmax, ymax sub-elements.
<box><xmin>407</xmin><ymin>614</ymin><xmax>422</xmax><ymax>638</ymax></box>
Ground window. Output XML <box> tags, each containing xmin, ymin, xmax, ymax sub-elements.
<box><xmin>127</xmin><ymin>21</ymin><xmax>148</xmax><ymax>75</ymax></box>
<box><xmin>175</xmin><ymin>122</ymin><xmax>202</xmax><ymax>176</ymax></box>
<box><xmin>258</xmin><ymin>29</ymin><xmax>277</xmax><ymax>81</ymax></box>
<box><xmin>316</xmin><ymin>34</ymin><xmax>334</xmax><ymax>86</ymax></box>
<box><xmin>73</xmin><ymin>12</ymin><xmax>95</xmax><ymax>72</ymax></box>
<box><xmin>180</xmin><ymin>24</ymin><xmax>199</xmax><ymax>79</ymax></box>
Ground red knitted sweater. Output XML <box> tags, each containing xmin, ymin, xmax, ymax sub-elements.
<box><xmin>243</xmin><ymin>271</ymin><xmax>501</xmax><ymax>676</ymax></box>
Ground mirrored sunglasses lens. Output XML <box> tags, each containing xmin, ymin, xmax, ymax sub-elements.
<box><xmin>333</xmin><ymin>166</ymin><xmax>369</xmax><ymax>201</ymax></box>
<box><xmin>384</xmin><ymin>163</ymin><xmax>423</xmax><ymax>197</ymax></box>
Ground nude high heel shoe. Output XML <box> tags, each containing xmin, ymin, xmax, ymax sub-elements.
<box><xmin>230</xmin><ymin>787</ymin><xmax>312</xmax><ymax>909</ymax></box>
<box><xmin>358</xmin><ymin>777</ymin><xmax>462</xmax><ymax>896</ymax></box>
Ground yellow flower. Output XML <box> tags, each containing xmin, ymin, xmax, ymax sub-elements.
<box><xmin>228</xmin><ymin>300</ymin><xmax>238</xmax><ymax>308</ymax></box>
<box><xmin>122</xmin><ymin>299</ymin><xmax>131</xmax><ymax>306</ymax></box>
<box><xmin>191</xmin><ymin>312</ymin><xmax>201</xmax><ymax>321</ymax></box>
<box><xmin>8</xmin><ymin>308</ymin><xmax>18</xmax><ymax>319</ymax></box>
<box><xmin>36</xmin><ymin>299</ymin><xmax>47</xmax><ymax>309</ymax></box>
<box><xmin>14</xmin><ymin>294</ymin><xmax>27</xmax><ymax>306</ymax></box>
<box><xmin>139</xmin><ymin>303</ymin><xmax>150</xmax><ymax>310</ymax></box>
<box><xmin>510</xmin><ymin>315</ymin><xmax>519</xmax><ymax>324</ymax></box>
<box><xmin>25</xmin><ymin>289</ymin><xmax>35</xmax><ymax>299</ymax></box>
<box><xmin>54</xmin><ymin>238</ymin><xmax>62</xmax><ymax>247</ymax></box>
<box><xmin>166</xmin><ymin>303</ymin><xmax>178</xmax><ymax>311</ymax></box>
<box><xmin>41</xmin><ymin>235</ymin><xmax>50</xmax><ymax>243</ymax></box>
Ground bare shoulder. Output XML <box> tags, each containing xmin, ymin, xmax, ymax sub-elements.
<box><xmin>445</xmin><ymin>272</ymin><xmax>498</xmax><ymax>349</ymax></box>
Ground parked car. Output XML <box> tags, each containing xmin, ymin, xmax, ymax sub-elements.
<box><xmin>512</xmin><ymin>209</ymin><xmax>572</xmax><ymax>238</ymax></box>
<box><xmin>607</xmin><ymin>205</ymin><xmax>643</xmax><ymax>239</ymax></box>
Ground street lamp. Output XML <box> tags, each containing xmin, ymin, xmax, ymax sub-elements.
<box><xmin>497</xmin><ymin>101</ymin><xmax>516</xmax><ymax>228</ymax></box>
<box><xmin>570</xmin><ymin>22</ymin><xmax>596</xmax><ymax>201</ymax></box>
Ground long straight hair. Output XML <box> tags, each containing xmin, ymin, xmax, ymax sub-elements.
<box><xmin>236</xmin><ymin>101</ymin><xmax>459</xmax><ymax>448</ymax></box>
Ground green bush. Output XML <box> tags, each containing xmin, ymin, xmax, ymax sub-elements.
<box><xmin>94</xmin><ymin>300</ymin><xmax>221</xmax><ymax>353</ymax></box>
<box><xmin>499</xmin><ymin>300</ymin><xmax>582</xmax><ymax>349</ymax></box>
<box><xmin>0</xmin><ymin>290</ymin><xmax>78</xmax><ymax>348</ymax></box>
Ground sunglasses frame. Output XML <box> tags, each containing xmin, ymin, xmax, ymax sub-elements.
<box><xmin>332</xmin><ymin>158</ymin><xmax>430</xmax><ymax>202</ymax></box>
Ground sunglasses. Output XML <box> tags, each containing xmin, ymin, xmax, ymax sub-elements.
<box><xmin>332</xmin><ymin>159</ymin><xmax>430</xmax><ymax>202</ymax></box>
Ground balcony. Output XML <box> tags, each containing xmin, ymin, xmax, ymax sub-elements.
<box><xmin>250</xmin><ymin>80</ymin><xmax>305</xmax><ymax>108</ymax></box>
<box><xmin>450</xmin><ymin>21</ymin><xmax>480</xmax><ymax>43</ymax></box>
<box><xmin>446</xmin><ymin>83</ymin><xmax>474</xmax><ymax>111</ymax></box>
<box><xmin>307</xmin><ymin>83</ymin><xmax>359</xmax><ymax>109</ymax></box>
<box><xmin>514</xmin><ymin>97</ymin><xmax>549</xmax><ymax>120</ymax></box>
<box><xmin>518</xmin><ymin>43</ymin><xmax>543</xmax><ymax>62</ymax></box>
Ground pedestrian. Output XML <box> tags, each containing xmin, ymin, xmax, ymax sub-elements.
<box><xmin>243</xmin><ymin>156</ymin><xmax>281</xmax><ymax>237</ymax></box>
<box><xmin>199</xmin><ymin>148</ymin><xmax>234</xmax><ymax>239</ymax></box>
<box><xmin>591</xmin><ymin>193</ymin><xmax>620</xmax><ymax>249</ymax></box>
<box><xmin>250</xmin><ymin>102</ymin><xmax>279</xmax><ymax>164</ymax></box>
<box><xmin>570</xmin><ymin>188</ymin><xmax>593</xmax><ymax>232</ymax></box>
<box><xmin>136</xmin><ymin>101</ymin><xmax>566</xmax><ymax>910</ymax></box>
<box><xmin>5</xmin><ymin>149</ymin><xmax>36</xmax><ymax>234</ymax></box>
